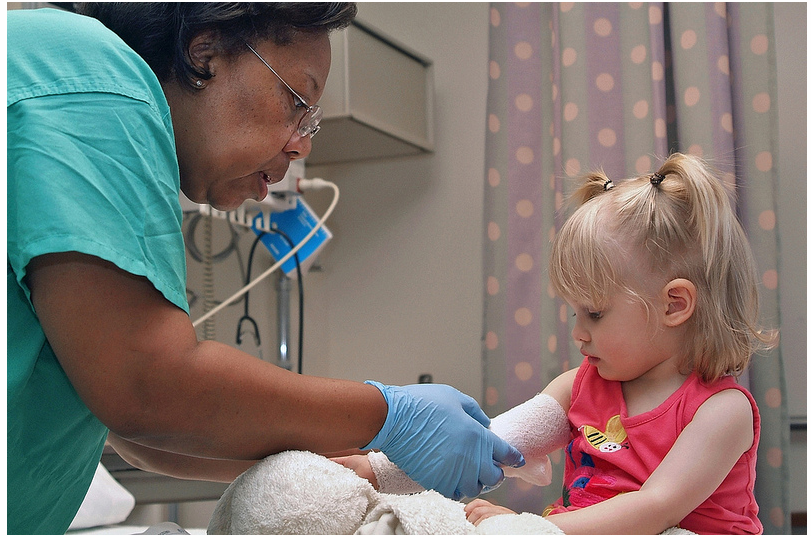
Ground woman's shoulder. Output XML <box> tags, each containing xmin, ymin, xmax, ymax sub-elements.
<box><xmin>9</xmin><ymin>8</ymin><xmax>162</xmax><ymax>107</ymax></box>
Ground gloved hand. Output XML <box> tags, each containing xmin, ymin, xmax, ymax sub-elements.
<box><xmin>363</xmin><ymin>381</ymin><xmax>525</xmax><ymax>500</ymax></box>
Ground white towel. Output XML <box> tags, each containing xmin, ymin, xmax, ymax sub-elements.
<box><xmin>358</xmin><ymin>490</ymin><xmax>473</xmax><ymax>535</ymax></box>
<box><xmin>207</xmin><ymin>450</ymin><xmax>377</xmax><ymax>535</ymax></box>
<box><xmin>208</xmin><ymin>450</ymin><xmax>695</xmax><ymax>535</ymax></box>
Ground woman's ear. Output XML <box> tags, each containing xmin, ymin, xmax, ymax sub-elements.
<box><xmin>188</xmin><ymin>31</ymin><xmax>219</xmax><ymax>75</ymax></box>
<box><xmin>662</xmin><ymin>278</ymin><xmax>696</xmax><ymax>327</ymax></box>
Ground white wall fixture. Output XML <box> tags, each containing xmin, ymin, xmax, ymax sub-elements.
<box><xmin>307</xmin><ymin>21</ymin><xmax>434</xmax><ymax>165</ymax></box>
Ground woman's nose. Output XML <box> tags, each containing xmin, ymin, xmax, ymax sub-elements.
<box><xmin>284</xmin><ymin>130</ymin><xmax>313</xmax><ymax>161</ymax></box>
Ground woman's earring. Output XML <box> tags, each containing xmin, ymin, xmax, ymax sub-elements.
<box><xmin>195</xmin><ymin>79</ymin><xmax>204</xmax><ymax>88</ymax></box>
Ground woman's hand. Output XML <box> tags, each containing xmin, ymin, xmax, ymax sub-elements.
<box><xmin>331</xmin><ymin>454</ymin><xmax>379</xmax><ymax>489</ymax></box>
<box><xmin>464</xmin><ymin>498</ymin><xmax>517</xmax><ymax>525</ymax></box>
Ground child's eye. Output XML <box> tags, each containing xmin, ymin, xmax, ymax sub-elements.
<box><xmin>572</xmin><ymin>310</ymin><xmax>603</xmax><ymax>320</ymax></box>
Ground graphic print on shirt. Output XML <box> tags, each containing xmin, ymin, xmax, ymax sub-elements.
<box><xmin>580</xmin><ymin>414</ymin><xmax>628</xmax><ymax>453</ymax></box>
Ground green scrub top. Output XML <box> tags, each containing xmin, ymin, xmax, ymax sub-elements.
<box><xmin>7</xmin><ymin>8</ymin><xmax>188</xmax><ymax>534</ymax></box>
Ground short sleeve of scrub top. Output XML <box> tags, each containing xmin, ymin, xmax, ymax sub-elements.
<box><xmin>7</xmin><ymin>9</ymin><xmax>188</xmax><ymax>534</ymax></box>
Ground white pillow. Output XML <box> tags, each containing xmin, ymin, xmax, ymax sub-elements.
<box><xmin>69</xmin><ymin>463</ymin><xmax>136</xmax><ymax>530</ymax></box>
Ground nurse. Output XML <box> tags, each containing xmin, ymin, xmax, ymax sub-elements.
<box><xmin>7</xmin><ymin>4</ymin><xmax>523</xmax><ymax>534</ymax></box>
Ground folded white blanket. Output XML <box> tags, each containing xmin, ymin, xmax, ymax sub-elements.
<box><xmin>208</xmin><ymin>451</ymin><xmax>695</xmax><ymax>535</ymax></box>
<box><xmin>208</xmin><ymin>450</ymin><xmax>377</xmax><ymax>535</ymax></box>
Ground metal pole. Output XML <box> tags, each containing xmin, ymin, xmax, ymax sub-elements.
<box><xmin>276</xmin><ymin>272</ymin><xmax>292</xmax><ymax>370</ymax></box>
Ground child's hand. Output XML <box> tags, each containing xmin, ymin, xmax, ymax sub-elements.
<box><xmin>464</xmin><ymin>498</ymin><xmax>517</xmax><ymax>525</ymax></box>
<box><xmin>331</xmin><ymin>454</ymin><xmax>379</xmax><ymax>489</ymax></box>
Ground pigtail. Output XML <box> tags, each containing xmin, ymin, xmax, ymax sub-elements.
<box><xmin>568</xmin><ymin>170</ymin><xmax>615</xmax><ymax>207</ymax></box>
<box><xmin>645</xmin><ymin>154</ymin><xmax>777</xmax><ymax>380</ymax></box>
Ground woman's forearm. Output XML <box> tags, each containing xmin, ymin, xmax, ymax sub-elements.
<box><xmin>107</xmin><ymin>433</ymin><xmax>257</xmax><ymax>483</ymax></box>
<box><xmin>114</xmin><ymin>338</ymin><xmax>388</xmax><ymax>460</ymax></box>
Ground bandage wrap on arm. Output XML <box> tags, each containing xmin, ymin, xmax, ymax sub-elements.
<box><xmin>489</xmin><ymin>393</ymin><xmax>570</xmax><ymax>486</ymax></box>
<box><xmin>368</xmin><ymin>393</ymin><xmax>570</xmax><ymax>493</ymax></box>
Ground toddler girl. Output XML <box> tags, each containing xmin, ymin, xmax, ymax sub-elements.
<box><xmin>340</xmin><ymin>153</ymin><xmax>776</xmax><ymax>534</ymax></box>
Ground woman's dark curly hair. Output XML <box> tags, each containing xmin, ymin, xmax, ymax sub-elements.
<box><xmin>74</xmin><ymin>3</ymin><xmax>357</xmax><ymax>89</ymax></box>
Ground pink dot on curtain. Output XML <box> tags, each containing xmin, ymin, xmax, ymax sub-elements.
<box><xmin>486</xmin><ymin>386</ymin><xmax>499</xmax><ymax>406</ymax></box>
<box><xmin>752</xmin><ymin>93</ymin><xmax>771</xmax><ymax>113</ymax></box>
<box><xmin>635</xmin><ymin>155</ymin><xmax>652</xmax><ymax>174</ymax></box>
<box><xmin>564</xmin><ymin>102</ymin><xmax>579</xmax><ymax>122</ymax></box>
<box><xmin>515</xmin><ymin>308</ymin><xmax>532</xmax><ymax>326</ymax></box>
<box><xmin>516</xmin><ymin>199</ymin><xmax>534</xmax><ymax>218</ymax></box>
<box><xmin>750</xmin><ymin>34</ymin><xmax>769</xmax><ymax>55</ymax></box>
<box><xmin>489</xmin><ymin>7</ymin><xmax>501</xmax><ymax>27</ymax></box>
<box><xmin>648</xmin><ymin>5</ymin><xmax>663</xmax><ymax>25</ymax></box>
<box><xmin>758</xmin><ymin>210</ymin><xmax>776</xmax><ymax>230</ymax></box>
<box><xmin>630</xmin><ymin>45</ymin><xmax>647</xmax><ymax>64</ymax></box>
<box><xmin>596</xmin><ymin>73</ymin><xmax>614</xmax><ymax>92</ymax></box>
<box><xmin>489</xmin><ymin>60</ymin><xmax>501</xmax><ymax>80</ymax></box>
<box><xmin>769</xmin><ymin>507</ymin><xmax>786</xmax><ymax>528</ymax></box>
<box><xmin>488</xmin><ymin>168</ymin><xmax>501</xmax><ymax>187</ymax></box>
<box><xmin>488</xmin><ymin>221</ymin><xmax>501</xmax><ymax>241</ymax></box>
<box><xmin>488</xmin><ymin>113</ymin><xmax>501</xmax><ymax>133</ymax></box>
<box><xmin>514</xmin><ymin>361</ymin><xmax>534</xmax><ymax>381</ymax></box>
<box><xmin>487</xmin><ymin>276</ymin><xmax>500</xmax><ymax>296</ymax></box>
<box><xmin>516</xmin><ymin>146</ymin><xmax>535</xmax><ymax>164</ymax></box>
<box><xmin>766</xmin><ymin>447</ymin><xmax>783</xmax><ymax>468</ymax></box>
<box><xmin>762</xmin><ymin>269</ymin><xmax>778</xmax><ymax>290</ymax></box>
<box><xmin>485</xmin><ymin>331</ymin><xmax>499</xmax><ymax>351</ymax></box>
<box><xmin>765</xmin><ymin>387</ymin><xmax>782</xmax><ymax>407</ymax></box>
<box><xmin>755</xmin><ymin>151</ymin><xmax>773</xmax><ymax>171</ymax></box>
<box><xmin>633</xmin><ymin>100</ymin><xmax>649</xmax><ymax>118</ymax></box>
<box><xmin>562</xmin><ymin>47</ymin><xmax>577</xmax><ymax>67</ymax></box>
<box><xmin>594</xmin><ymin>18</ymin><xmax>612</xmax><ymax>37</ymax></box>
<box><xmin>515</xmin><ymin>253</ymin><xmax>534</xmax><ymax>272</ymax></box>
<box><xmin>681</xmin><ymin>29</ymin><xmax>698</xmax><ymax>50</ymax></box>
<box><xmin>717</xmin><ymin>55</ymin><xmax>730</xmax><ymax>75</ymax></box>
<box><xmin>515</xmin><ymin>93</ymin><xmax>534</xmax><ymax>112</ymax></box>
<box><xmin>598</xmin><ymin>128</ymin><xmax>617</xmax><ymax>147</ymax></box>
<box><xmin>515</xmin><ymin>41</ymin><xmax>533</xmax><ymax>60</ymax></box>
<box><xmin>721</xmin><ymin>113</ymin><xmax>733</xmax><ymax>133</ymax></box>
<box><xmin>652</xmin><ymin>61</ymin><xmax>664</xmax><ymax>81</ymax></box>
<box><xmin>684</xmin><ymin>86</ymin><xmax>701</xmax><ymax>106</ymax></box>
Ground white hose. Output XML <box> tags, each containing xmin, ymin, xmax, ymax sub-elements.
<box><xmin>191</xmin><ymin>179</ymin><xmax>339</xmax><ymax>328</ymax></box>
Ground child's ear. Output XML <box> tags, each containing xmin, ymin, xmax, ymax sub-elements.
<box><xmin>662</xmin><ymin>278</ymin><xmax>696</xmax><ymax>327</ymax></box>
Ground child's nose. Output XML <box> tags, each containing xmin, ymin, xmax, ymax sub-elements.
<box><xmin>571</xmin><ymin>321</ymin><xmax>590</xmax><ymax>343</ymax></box>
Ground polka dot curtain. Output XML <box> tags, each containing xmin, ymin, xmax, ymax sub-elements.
<box><xmin>482</xmin><ymin>3</ymin><xmax>789</xmax><ymax>532</ymax></box>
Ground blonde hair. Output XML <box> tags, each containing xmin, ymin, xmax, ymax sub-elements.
<box><xmin>549</xmin><ymin>153</ymin><xmax>777</xmax><ymax>382</ymax></box>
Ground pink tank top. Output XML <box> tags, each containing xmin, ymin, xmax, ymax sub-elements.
<box><xmin>545</xmin><ymin>359</ymin><xmax>762</xmax><ymax>534</ymax></box>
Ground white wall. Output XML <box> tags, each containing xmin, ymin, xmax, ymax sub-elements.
<box><xmin>302</xmin><ymin>3</ymin><xmax>492</xmax><ymax>397</ymax></box>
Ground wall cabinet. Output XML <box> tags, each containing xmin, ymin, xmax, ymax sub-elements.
<box><xmin>307</xmin><ymin>21</ymin><xmax>434</xmax><ymax>165</ymax></box>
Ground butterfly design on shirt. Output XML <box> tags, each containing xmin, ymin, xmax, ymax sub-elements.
<box><xmin>579</xmin><ymin>415</ymin><xmax>629</xmax><ymax>453</ymax></box>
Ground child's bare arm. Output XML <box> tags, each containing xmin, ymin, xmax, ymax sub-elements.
<box><xmin>464</xmin><ymin>499</ymin><xmax>517</xmax><ymax>524</ymax></box>
<box><xmin>331</xmin><ymin>454</ymin><xmax>379</xmax><ymax>489</ymax></box>
<box><xmin>546</xmin><ymin>388</ymin><xmax>754</xmax><ymax>534</ymax></box>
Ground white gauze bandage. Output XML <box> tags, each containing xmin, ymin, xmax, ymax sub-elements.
<box><xmin>367</xmin><ymin>393</ymin><xmax>571</xmax><ymax>494</ymax></box>
<box><xmin>489</xmin><ymin>393</ymin><xmax>570</xmax><ymax>486</ymax></box>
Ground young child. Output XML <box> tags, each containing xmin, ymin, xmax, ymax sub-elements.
<box><xmin>338</xmin><ymin>153</ymin><xmax>775</xmax><ymax>534</ymax></box>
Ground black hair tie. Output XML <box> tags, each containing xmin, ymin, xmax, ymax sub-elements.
<box><xmin>650</xmin><ymin>172</ymin><xmax>665</xmax><ymax>186</ymax></box>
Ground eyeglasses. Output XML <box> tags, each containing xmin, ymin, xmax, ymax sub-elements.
<box><xmin>246</xmin><ymin>43</ymin><xmax>323</xmax><ymax>138</ymax></box>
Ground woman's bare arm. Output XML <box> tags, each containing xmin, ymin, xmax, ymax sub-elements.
<box><xmin>28</xmin><ymin>252</ymin><xmax>387</xmax><ymax>462</ymax></box>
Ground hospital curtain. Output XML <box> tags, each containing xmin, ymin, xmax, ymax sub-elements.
<box><xmin>481</xmin><ymin>3</ymin><xmax>790</xmax><ymax>533</ymax></box>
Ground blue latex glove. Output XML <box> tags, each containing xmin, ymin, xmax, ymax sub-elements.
<box><xmin>364</xmin><ymin>381</ymin><xmax>525</xmax><ymax>500</ymax></box>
